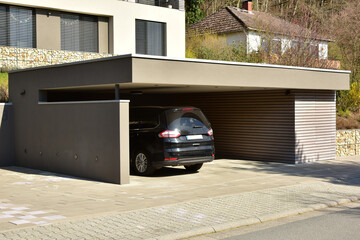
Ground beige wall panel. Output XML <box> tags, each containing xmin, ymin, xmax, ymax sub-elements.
<box><xmin>98</xmin><ymin>17</ymin><xmax>109</xmax><ymax>54</ymax></box>
<box><xmin>36</xmin><ymin>9</ymin><xmax>61</xmax><ymax>50</ymax></box>
<box><xmin>119</xmin><ymin>101</ymin><xmax>130</xmax><ymax>184</ymax></box>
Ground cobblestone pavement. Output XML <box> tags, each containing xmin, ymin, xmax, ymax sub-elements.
<box><xmin>1</xmin><ymin>156</ymin><xmax>360</xmax><ymax>239</ymax></box>
<box><xmin>1</xmin><ymin>181</ymin><xmax>360</xmax><ymax>240</ymax></box>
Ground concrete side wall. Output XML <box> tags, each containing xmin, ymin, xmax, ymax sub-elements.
<box><xmin>0</xmin><ymin>104</ymin><xmax>14</xmax><ymax>167</ymax></box>
<box><xmin>12</xmin><ymin>101</ymin><xmax>128</xmax><ymax>184</ymax></box>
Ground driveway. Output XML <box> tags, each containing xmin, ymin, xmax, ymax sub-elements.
<box><xmin>0</xmin><ymin>156</ymin><xmax>359</xmax><ymax>232</ymax></box>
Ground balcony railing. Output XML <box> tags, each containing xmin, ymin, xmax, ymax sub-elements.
<box><xmin>124</xmin><ymin>0</ymin><xmax>184</xmax><ymax>10</ymax></box>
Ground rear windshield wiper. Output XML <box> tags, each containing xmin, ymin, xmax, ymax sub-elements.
<box><xmin>193</xmin><ymin>126</ymin><xmax>203</xmax><ymax>128</ymax></box>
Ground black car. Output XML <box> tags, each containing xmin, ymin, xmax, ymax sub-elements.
<box><xmin>129</xmin><ymin>106</ymin><xmax>215</xmax><ymax>175</ymax></box>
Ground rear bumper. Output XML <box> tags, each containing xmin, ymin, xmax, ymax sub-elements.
<box><xmin>153</xmin><ymin>156</ymin><xmax>214</xmax><ymax>167</ymax></box>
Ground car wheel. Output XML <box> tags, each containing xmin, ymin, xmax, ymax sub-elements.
<box><xmin>184</xmin><ymin>163</ymin><xmax>203</xmax><ymax>172</ymax></box>
<box><xmin>132</xmin><ymin>151</ymin><xmax>155</xmax><ymax>176</ymax></box>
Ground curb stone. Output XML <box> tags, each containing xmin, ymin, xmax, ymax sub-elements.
<box><xmin>152</xmin><ymin>196</ymin><xmax>360</xmax><ymax>240</ymax></box>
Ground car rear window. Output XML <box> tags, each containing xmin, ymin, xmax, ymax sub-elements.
<box><xmin>165</xmin><ymin>109</ymin><xmax>211</xmax><ymax>134</ymax></box>
<box><xmin>130</xmin><ymin>108</ymin><xmax>160</xmax><ymax>129</ymax></box>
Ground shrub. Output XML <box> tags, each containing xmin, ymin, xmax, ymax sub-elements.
<box><xmin>337</xmin><ymin>82</ymin><xmax>360</xmax><ymax>113</ymax></box>
<box><xmin>0</xmin><ymin>72</ymin><xmax>8</xmax><ymax>103</ymax></box>
<box><xmin>186</xmin><ymin>31</ymin><xmax>263</xmax><ymax>63</ymax></box>
<box><xmin>0</xmin><ymin>86</ymin><xmax>8</xmax><ymax>102</ymax></box>
<box><xmin>338</xmin><ymin>109</ymin><xmax>351</xmax><ymax>118</ymax></box>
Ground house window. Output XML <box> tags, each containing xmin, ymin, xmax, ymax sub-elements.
<box><xmin>0</xmin><ymin>5</ymin><xmax>35</xmax><ymax>48</ymax></box>
<box><xmin>261</xmin><ymin>38</ymin><xmax>281</xmax><ymax>54</ymax></box>
<box><xmin>61</xmin><ymin>13</ymin><xmax>98</xmax><ymax>52</ymax></box>
<box><xmin>136</xmin><ymin>19</ymin><xmax>166</xmax><ymax>56</ymax></box>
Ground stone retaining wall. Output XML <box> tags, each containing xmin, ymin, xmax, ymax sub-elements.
<box><xmin>336</xmin><ymin>129</ymin><xmax>360</xmax><ymax>157</ymax></box>
<box><xmin>0</xmin><ymin>46</ymin><xmax>112</xmax><ymax>71</ymax></box>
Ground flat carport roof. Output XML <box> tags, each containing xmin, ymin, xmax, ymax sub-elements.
<box><xmin>10</xmin><ymin>54</ymin><xmax>350</xmax><ymax>92</ymax></box>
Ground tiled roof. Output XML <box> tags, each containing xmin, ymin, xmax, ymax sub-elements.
<box><xmin>188</xmin><ymin>8</ymin><xmax>245</xmax><ymax>34</ymax></box>
<box><xmin>189</xmin><ymin>7</ymin><xmax>327</xmax><ymax>40</ymax></box>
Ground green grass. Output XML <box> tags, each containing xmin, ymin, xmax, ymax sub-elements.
<box><xmin>0</xmin><ymin>72</ymin><xmax>8</xmax><ymax>88</ymax></box>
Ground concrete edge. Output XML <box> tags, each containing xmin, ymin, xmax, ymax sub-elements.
<box><xmin>152</xmin><ymin>196</ymin><xmax>360</xmax><ymax>240</ymax></box>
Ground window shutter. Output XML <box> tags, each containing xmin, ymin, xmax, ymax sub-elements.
<box><xmin>61</xmin><ymin>13</ymin><xmax>80</xmax><ymax>52</ymax></box>
<box><xmin>136</xmin><ymin>20</ymin><xmax>166</xmax><ymax>56</ymax></box>
<box><xmin>61</xmin><ymin>13</ymin><xmax>98</xmax><ymax>52</ymax></box>
<box><xmin>81</xmin><ymin>15</ymin><xmax>98</xmax><ymax>52</ymax></box>
<box><xmin>136</xmin><ymin>20</ymin><xmax>147</xmax><ymax>55</ymax></box>
<box><xmin>9</xmin><ymin>6</ymin><xmax>34</xmax><ymax>48</ymax></box>
<box><xmin>0</xmin><ymin>5</ymin><xmax>35</xmax><ymax>48</ymax></box>
<box><xmin>0</xmin><ymin>6</ymin><xmax>7</xmax><ymax>46</ymax></box>
<box><xmin>146</xmin><ymin>21</ymin><xmax>165</xmax><ymax>56</ymax></box>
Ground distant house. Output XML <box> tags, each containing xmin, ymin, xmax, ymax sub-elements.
<box><xmin>189</xmin><ymin>0</ymin><xmax>330</xmax><ymax>60</ymax></box>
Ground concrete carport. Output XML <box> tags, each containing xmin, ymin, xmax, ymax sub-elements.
<box><xmin>8</xmin><ymin>54</ymin><xmax>350</xmax><ymax>184</ymax></box>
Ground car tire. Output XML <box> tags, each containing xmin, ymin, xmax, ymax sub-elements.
<box><xmin>184</xmin><ymin>163</ymin><xmax>203</xmax><ymax>172</ymax></box>
<box><xmin>132</xmin><ymin>151</ymin><xmax>155</xmax><ymax>176</ymax></box>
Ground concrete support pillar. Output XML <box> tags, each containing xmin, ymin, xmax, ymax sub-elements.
<box><xmin>115</xmin><ymin>84</ymin><xmax>120</xmax><ymax>100</ymax></box>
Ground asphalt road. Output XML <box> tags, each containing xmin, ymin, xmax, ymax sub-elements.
<box><xmin>191</xmin><ymin>202</ymin><xmax>360</xmax><ymax>240</ymax></box>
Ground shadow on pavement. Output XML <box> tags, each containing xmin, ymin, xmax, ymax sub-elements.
<box><xmin>131</xmin><ymin>166</ymin><xmax>199</xmax><ymax>178</ymax></box>
<box><xmin>227</xmin><ymin>158</ymin><xmax>360</xmax><ymax>187</ymax></box>
<box><xmin>0</xmin><ymin>165</ymin><xmax>101</xmax><ymax>183</ymax></box>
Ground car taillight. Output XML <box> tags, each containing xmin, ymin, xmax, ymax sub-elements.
<box><xmin>182</xmin><ymin>108</ymin><xmax>194</xmax><ymax>111</ymax></box>
<box><xmin>165</xmin><ymin>158</ymin><xmax>178</xmax><ymax>161</ymax></box>
<box><xmin>208</xmin><ymin>129</ymin><xmax>213</xmax><ymax>136</ymax></box>
<box><xmin>159</xmin><ymin>130</ymin><xmax>181</xmax><ymax>138</ymax></box>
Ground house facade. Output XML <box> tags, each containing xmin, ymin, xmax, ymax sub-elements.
<box><xmin>0</xmin><ymin>0</ymin><xmax>185</xmax><ymax>70</ymax></box>
<box><xmin>189</xmin><ymin>1</ymin><xmax>331</xmax><ymax>62</ymax></box>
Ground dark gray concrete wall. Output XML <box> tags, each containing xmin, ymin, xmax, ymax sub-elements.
<box><xmin>0</xmin><ymin>104</ymin><xmax>14</xmax><ymax>167</ymax></box>
<box><xmin>13</xmin><ymin>101</ymin><xmax>126</xmax><ymax>184</ymax></box>
<box><xmin>9</xmin><ymin>61</ymin><xmax>131</xmax><ymax>184</ymax></box>
<box><xmin>9</xmin><ymin>56</ymin><xmax>132</xmax><ymax>91</ymax></box>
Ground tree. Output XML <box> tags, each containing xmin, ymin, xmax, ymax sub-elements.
<box><xmin>185</xmin><ymin>0</ymin><xmax>206</xmax><ymax>27</ymax></box>
<box><xmin>331</xmin><ymin>0</ymin><xmax>360</xmax><ymax>84</ymax></box>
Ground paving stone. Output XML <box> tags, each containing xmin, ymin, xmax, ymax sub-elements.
<box><xmin>2</xmin><ymin>181</ymin><xmax>359</xmax><ymax>239</ymax></box>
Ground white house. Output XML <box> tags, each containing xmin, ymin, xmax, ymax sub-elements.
<box><xmin>189</xmin><ymin>1</ymin><xmax>329</xmax><ymax>60</ymax></box>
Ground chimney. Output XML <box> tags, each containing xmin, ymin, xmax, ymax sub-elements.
<box><xmin>242</xmin><ymin>0</ymin><xmax>252</xmax><ymax>12</ymax></box>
